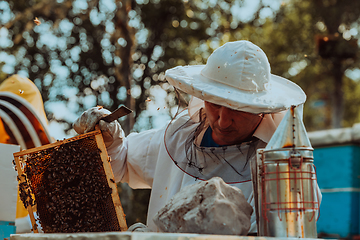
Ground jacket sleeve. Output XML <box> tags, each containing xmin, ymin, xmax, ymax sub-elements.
<box><xmin>107</xmin><ymin>126</ymin><xmax>167</xmax><ymax>189</ymax></box>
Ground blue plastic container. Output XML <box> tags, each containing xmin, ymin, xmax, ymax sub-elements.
<box><xmin>314</xmin><ymin>145</ymin><xmax>360</xmax><ymax>238</ymax></box>
<box><xmin>0</xmin><ymin>221</ymin><xmax>16</xmax><ymax>239</ymax></box>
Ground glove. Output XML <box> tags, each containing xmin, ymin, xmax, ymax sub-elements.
<box><xmin>73</xmin><ymin>107</ymin><xmax>125</xmax><ymax>148</ymax></box>
<box><xmin>127</xmin><ymin>223</ymin><xmax>152</xmax><ymax>232</ymax></box>
<box><xmin>73</xmin><ymin>107</ymin><xmax>110</xmax><ymax>134</ymax></box>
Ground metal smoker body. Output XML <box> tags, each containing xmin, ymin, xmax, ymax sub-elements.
<box><xmin>252</xmin><ymin>106</ymin><xmax>320</xmax><ymax>238</ymax></box>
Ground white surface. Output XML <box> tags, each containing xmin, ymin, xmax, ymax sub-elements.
<box><xmin>0</xmin><ymin>143</ymin><xmax>20</xmax><ymax>222</ymax></box>
<box><xmin>10</xmin><ymin>231</ymin><xmax>320</xmax><ymax>240</ymax></box>
<box><xmin>308</xmin><ymin>122</ymin><xmax>360</xmax><ymax>147</ymax></box>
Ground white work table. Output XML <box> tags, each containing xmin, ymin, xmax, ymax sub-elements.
<box><xmin>10</xmin><ymin>232</ymin><xmax>321</xmax><ymax>240</ymax></box>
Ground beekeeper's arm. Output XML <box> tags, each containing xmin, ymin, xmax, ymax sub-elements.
<box><xmin>73</xmin><ymin>107</ymin><xmax>151</xmax><ymax>188</ymax></box>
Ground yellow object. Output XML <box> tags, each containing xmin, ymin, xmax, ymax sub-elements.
<box><xmin>0</xmin><ymin>75</ymin><xmax>51</xmax><ymax>220</ymax></box>
<box><xmin>0</xmin><ymin>74</ymin><xmax>48</xmax><ymax>125</ymax></box>
<box><xmin>15</xmin><ymin>195</ymin><xmax>28</xmax><ymax>219</ymax></box>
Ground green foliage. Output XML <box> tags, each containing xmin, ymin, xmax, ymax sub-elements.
<box><xmin>214</xmin><ymin>0</ymin><xmax>360</xmax><ymax>130</ymax></box>
<box><xmin>2</xmin><ymin>0</ymin><xmax>360</xmax><ymax>134</ymax></box>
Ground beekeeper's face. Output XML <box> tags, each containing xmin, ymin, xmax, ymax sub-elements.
<box><xmin>204</xmin><ymin>101</ymin><xmax>263</xmax><ymax>146</ymax></box>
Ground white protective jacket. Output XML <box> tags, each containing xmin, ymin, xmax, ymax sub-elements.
<box><xmin>107</xmin><ymin>100</ymin><xmax>286</xmax><ymax>233</ymax></box>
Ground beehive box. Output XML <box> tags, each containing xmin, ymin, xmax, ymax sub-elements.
<box><xmin>13</xmin><ymin>129</ymin><xmax>127</xmax><ymax>233</ymax></box>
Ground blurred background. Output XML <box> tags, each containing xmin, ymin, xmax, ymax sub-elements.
<box><xmin>1</xmin><ymin>0</ymin><xmax>360</xmax><ymax>233</ymax></box>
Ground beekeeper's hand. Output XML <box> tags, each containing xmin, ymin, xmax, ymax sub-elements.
<box><xmin>73</xmin><ymin>107</ymin><xmax>125</xmax><ymax>148</ymax></box>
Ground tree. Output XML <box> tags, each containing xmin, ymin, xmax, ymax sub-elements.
<box><xmin>1</xmin><ymin>0</ymin><xmax>135</xmax><ymax>135</ymax></box>
<box><xmin>217</xmin><ymin>0</ymin><xmax>360</xmax><ymax>130</ymax></box>
<box><xmin>313</xmin><ymin>0</ymin><xmax>360</xmax><ymax>128</ymax></box>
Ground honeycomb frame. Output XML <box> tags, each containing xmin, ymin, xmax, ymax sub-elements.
<box><xmin>13</xmin><ymin>129</ymin><xmax>127</xmax><ymax>233</ymax></box>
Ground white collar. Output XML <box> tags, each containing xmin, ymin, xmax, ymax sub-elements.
<box><xmin>253</xmin><ymin>111</ymin><xmax>286</xmax><ymax>143</ymax></box>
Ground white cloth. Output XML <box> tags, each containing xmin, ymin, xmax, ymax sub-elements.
<box><xmin>107</xmin><ymin>107</ymin><xmax>288</xmax><ymax>233</ymax></box>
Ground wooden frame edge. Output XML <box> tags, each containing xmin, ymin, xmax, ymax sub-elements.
<box><xmin>94</xmin><ymin>129</ymin><xmax>128</xmax><ymax>231</ymax></box>
<box><xmin>13</xmin><ymin>130</ymin><xmax>102</xmax><ymax>157</ymax></box>
<box><xmin>14</xmin><ymin>156</ymin><xmax>39</xmax><ymax>233</ymax></box>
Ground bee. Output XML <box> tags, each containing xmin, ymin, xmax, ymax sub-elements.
<box><xmin>34</xmin><ymin>17</ymin><xmax>41</xmax><ymax>26</ymax></box>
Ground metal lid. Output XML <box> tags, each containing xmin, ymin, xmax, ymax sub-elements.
<box><xmin>265</xmin><ymin>105</ymin><xmax>313</xmax><ymax>151</ymax></box>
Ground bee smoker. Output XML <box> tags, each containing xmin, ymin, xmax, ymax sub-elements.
<box><xmin>252</xmin><ymin>105</ymin><xmax>320</xmax><ymax>238</ymax></box>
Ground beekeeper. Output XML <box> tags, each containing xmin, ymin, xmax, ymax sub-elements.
<box><xmin>73</xmin><ymin>40</ymin><xmax>307</xmax><ymax>234</ymax></box>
